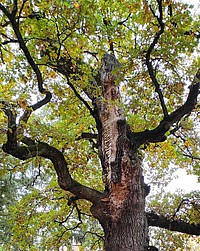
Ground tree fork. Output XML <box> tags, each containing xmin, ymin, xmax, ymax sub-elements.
<box><xmin>1</xmin><ymin>48</ymin><xmax>199</xmax><ymax>250</ymax></box>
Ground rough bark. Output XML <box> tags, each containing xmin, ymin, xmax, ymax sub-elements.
<box><xmin>2</xmin><ymin>46</ymin><xmax>199</xmax><ymax>250</ymax></box>
<box><xmin>91</xmin><ymin>53</ymin><xmax>149</xmax><ymax>251</ymax></box>
<box><xmin>91</xmin><ymin>147</ymin><xmax>148</xmax><ymax>251</ymax></box>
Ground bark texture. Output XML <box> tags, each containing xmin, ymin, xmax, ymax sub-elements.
<box><xmin>92</xmin><ymin>53</ymin><xmax>148</xmax><ymax>251</ymax></box>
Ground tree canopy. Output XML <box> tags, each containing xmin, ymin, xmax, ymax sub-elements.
<box><xmin>0</xmin><ymin>0</ymin><xmax>200</xmax><ymax>250</ymax></box>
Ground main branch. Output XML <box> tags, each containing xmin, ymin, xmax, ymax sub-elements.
<box><xmin>129</xmin><ymin>69</ymin><xmax>200</xmax><ymax>148</ymax></box>
<box><xmin>147</xmin><ymin>212</ymin><xmax>200</xmax><ymax>235</ymax></box>
<box><xmin>2</xmin><ymin>106</ymin><xmax>104</xmax><ymax>204</ymax></box>
<box><xmin>0</xmin><ymin>2</ymin><xmax>104</xmax><ymax>207</ymax></box>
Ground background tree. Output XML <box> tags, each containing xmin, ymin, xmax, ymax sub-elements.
<box><xmin>0</xmin><ymin>0</ymin><xmax>199</xmax><ymax>250</ymax></box>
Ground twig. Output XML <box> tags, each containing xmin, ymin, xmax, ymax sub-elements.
<box><xmin>118</xmin><ymin>13</ymin><xmax>131</xmax><ymax>25</ymax></box>
<box><xmin>65</xmin><ymin>75</ymin><xmax>95</xmax><ymax>117</ymax></box>
<box><xmin>0</xmin><ymin>47</ymin><xmax>4</xmax><ymax>63</ymax></box>
<box><xmin>172</xmin><ymin>199</ymin><xmax>189</xmax><ymax>219</ymax></box>
<box><xmin>84</xmin><ymin>231</ymin><xmax>104</xmax><ymax>241</ymax></box>
<box><xmin>17</xmin><ymin>0</ymin><xmax>28</xmax><ymax>25</ymax></box>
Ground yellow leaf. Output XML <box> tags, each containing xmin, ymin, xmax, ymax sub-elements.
<box><xmin>73</xmin><ymin>0</ymin><xmax>80</xmax><ymax>9</ymax></box>
<box><xmin>18</xmin><ymin>99</ymin><xmax>27</xmax><ymax>109</ymax></box>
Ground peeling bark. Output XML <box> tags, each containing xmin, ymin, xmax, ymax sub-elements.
<box><xmin>91</xmin><ymin>153</ymin><xmax>148</xmax><ymax>251</ymax></box>
<box><xmin>1</xmin><ymin>48</ymin><xmax>199</xmax><ymax>250</ymax></box>
<box><xmin>96</xmin><ymin>53</ymin><xmax>125</xmax><ymax>185</ymax></box>
<box><xmin>92</xmin><ymin>53</ymin><xmax>149</xmax><ymax>250</ymax></box>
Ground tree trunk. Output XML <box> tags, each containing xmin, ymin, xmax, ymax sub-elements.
<box><xmin>91</xmin><ymin>146</ymin><xmax>148</xmax><ymax>251</ymax></box>
<box><xmin>91</xmin><ymin>53</ymin><xmax>148</xmax><ymax>251</ymax></box>
<box><xmin>104</xmin><ymin>194</ymin><xmax>148</xmax><ymax>251</ymax></box>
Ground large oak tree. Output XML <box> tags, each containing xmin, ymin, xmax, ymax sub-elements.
<box><xmin>0</xmin><ymin>0</ymin><xmax>199</xmax><ymax>250</ymax></box>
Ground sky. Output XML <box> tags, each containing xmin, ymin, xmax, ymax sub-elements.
<box><xmin>182</xmin><ymin>0</ymin><xmax>200</xmax><ymax>6</ymax></box>
<box><xmin>166</xmin><ymin>169</ymin><xmax>200</xmax><ymax>192</ymax></box>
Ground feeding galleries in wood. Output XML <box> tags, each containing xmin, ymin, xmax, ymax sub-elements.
<box><xmin>98</xmin><ymin>53</ymin><xmax>125</xmax><ymax>185</ymax></box>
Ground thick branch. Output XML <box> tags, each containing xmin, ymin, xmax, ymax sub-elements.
<box><xmin>1</xmin><ymin>104</ymin><xmax>17</xmax><ymax>148</ymax></box>
<box><xmin>2</xmin><ymin>136</ymin><xmax>104</xmax><ymax>203</ymax></box>
<box><xmin>129</xmin><ymin>69</ymin><xmax>200</xmax><ymax>148</ymax></box>
<box><xmin>0</xmin><ymin>3</ymin><xmax>101</xmax><ymax>204</ymax></box>
<box><xmin>77</xmin><ymin>132</ymin><xmax>98</xmax><ymax>140</ymax></box>
<box><xmin>2</xmin><ymin>104</ymin><xmax>104</xmax><ymax>204</ymax></box>
<box><xmin>11</xmin><ymin>0</ymin><xmax>18</xmax><ymax>17</ymax></box>
<box><xmin>147</xmin><ymin>212</ymin><xmax>200</xmax><ymax>235</ymax></box>
<box><xmin>0</xmin><ymin>3</ymin><xmax>52</xmax><ymax>127</ymax></box>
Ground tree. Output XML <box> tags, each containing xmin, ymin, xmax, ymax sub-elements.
<box><xmin>0</xmin><ymin>0</ymin><xmax>199</xmax><ymax>250</ymax></box>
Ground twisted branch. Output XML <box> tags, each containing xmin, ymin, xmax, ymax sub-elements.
<box><xmin>2</xmin><ymin>103</ymin><xmax>104</xmax><ymax>204</ymax></box>
<box><xmin>0</xmin><ymin>2</ymin><xmax>52</xmax><ymax>127</ymax></box>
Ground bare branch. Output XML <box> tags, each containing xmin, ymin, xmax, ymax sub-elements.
<box><xmin>147</xmin><ymin>212</ymin><xmax>200</xmax><ymax>235</ymax></box>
